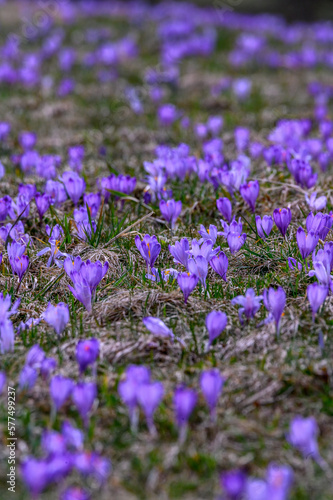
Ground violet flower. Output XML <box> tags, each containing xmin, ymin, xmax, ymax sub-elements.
<box><xmin>188</xmin><ymin>256</ymin><xmax>208</xmax><ymax>288</ymax></box>
<box><xmin>307</xmin><ymin>283</ymin><xmax>328</xmax><ymax>322</ymax></box>
<box><xmin>177</xmin><ymin>272</ymin><xmax>199</xmax><ymax>304</ymax></box>
<box><xmin>169</xmin><ymin>238</ymin><xmax>190</xmax><ymax>269</ymax></box>
<box><xmin>273</xmin><ymin>208</ymin><xmax>292</xmax><ymax>237</ymax></box>
<box><xmin>255</xmin><ymin>215</ymin><xmax>273</xmax><ymax>240</ymax></box>
<box><xmin>263</xmin><ymin>286</ymin><xmax>286</xmax><ymax>336</ymax></box>
<box><xmin>50</xmin><ymin>375</ymin><xmax>74</xmax><ymax>411</ymax></box>
<box><xmin>210</xmin><ymin>251</ymin><xmax>228</xmax><ymax>281</ymax></box>
<box><xmin>306</xmin><ymin>211</ymin><xmax>332</xmax><ymax>240</ymax></box>
<box><xmin>19</xmin><ymin>365</ymin><xmax>37</xmax><ymax>391</ymax></box>
<box><xmin>305</xmin><ymin>192</ymin><xmax>327</xmax><ymax>212</ymax></box>
<box><xmin>83</xmin><ymin>192</ymin><xmax>101</xmax><ymax>219</ymax></box>
<box><xmin>220</xmin><ymin>469</ymin><xmax>247</xmax><ymax>500</ymax></box>
<box><xmin>21</xmin><ymin>458</ymin><xmax>49</xmax><ymax>497</ymax></box>
<box><xmin>37</xmin><ymin>224</ymin><xmax>67</xmax><ymax>268</ymax></box>
<box><xmin>0</xmin><ymin>371</ymin><xmax>6</xmax><ymax>395</ymax></box>
<box><xmin>68</xmin><ymin>145</ymin><xmax>85</xmax><ymax>172</ymax></box>
<box><xmin>7</xmin><ymin>241</ymin><xmax>29</xmax><ymax>282</ymax></box>
<box><xmin>143</xmin><ymin>317</ymin><xmax>174</xmax><ymax>341</ymax></box>
<box><xmin>198</xmin><ymin>224</ymin><xmax>219</xmax><ymax>245</ymax></box>
<box><xmin>240</xmin><ymin>180</ymin><xmax>259</xmax><ymax>212</ymax></box>
<box><xmin>200</xmin><ymin>369</ymin><xmax>225</xmax><ymax>421</ymax></box>
<box><xmin>227</xmin><ymin>231</ymin><xmax>247</xmax><ymax>254</ymax></box>
<box><xmin>67</xmin><ymin>271</ymin><xmax>92</xmax><ymax>312</ymax></box>
<box><xmin>231</xmin><ymin>288</ymin><xmax>263</xmax><ymax>324</ymax></box>
<box><xmin>159</xmin><ymin>199</ymin><xmax>182</xmax><ymax>229</ymax></box>
<box><xmin>296</xmin><ymin>227</ymin><xmax>319</xmax><ymax>260</ymax></box>
<box><xmin>189</xmin><ymin>239</ymin><xmax>220</xmax><ymax>261</ymax></box>
<box><xmin>76</xmin><ymin>338</ymin><xmax>99</xmax><ymax>374</ymax></box>
<box><xmin>173</xmin><ymin>385</ymin><xmax>197</xmax><ymax>444</ymax></box>
<box><xmin>135</xmin><ymin>234</ymin><xmax>161</xmax><ymax>270</ymax></box>
<box><xmin>118</xmin><ymin>365</ymin><xmax>151</xmax><ymax>432</ymax></box>
<box><xmin>235</xmin><ymin>127</ymin><xmax>250</xmax><ymax>152</ymax></box>
<box><xmin>0</xmin><ymin>293</ymin><xmax>20</xmax><ymax>353</ymax></box>
<box><xmin>137</xmin><ymin>381</ymin><xmax>164</xmax><ymax>436</ymax></box>
<box><xmin>43</xmin><ymin>302</ymin><xmax>69</xmax><ymax>335</ymax></box>
<box><xmin>72</xmin><ymin>382</ymin><xmax>97</xmax><ymax>427</ymax></box>
<box><xmin>60</xmin><ymin>171</ymin><xmax>86</xmax><ymax>205</ymax></box>
<box><xmin>308</xmin><ymin>247</ymin><xmax>333</xmax><ymax>288</ymax></box>
<box><xmin>216</xmin><ymin>197</ymin><xmax>232</xmax><ymax>222</ymax></box>
<box><xmin>266</xmin><ymin>464</ymin><xmax>293</xmax><ymax>500</ymax></box>
<box><xmin>287</xmin><ymin>416</ymin><xmax>321</xmax><ymax>462</ymax></box>
<box><xmin>35</xmin><ymin>192</ymin><xmax>51</xmax><ymax>221</ymax></box>
<box><xmin>205</xmin><ymin>310</ymin><xmax>227</xmax><ymax>347</ymax></box>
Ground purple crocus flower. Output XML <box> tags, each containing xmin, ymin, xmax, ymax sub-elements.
<box><xmin>189</xmin><ymin>239</ymin><xmax>220</xmax><ymax>261</ymax></box>
<box><xmin>40</xmin><ymin>357</ymin><xmax>57</xmax><ymax>380</ymax></box>
<box><xmin>143</xmin><ymin>317</ymin><xmax>174</xmax><ymax>340</ymax></box>
<box><xmin>68</xmin><ymin>145</ymin><xmax>85</xmax><ymax>172</ymax></box>
<box><xmin>263</xmin><ymin>286</ymin><xmax>286</xmax><ymax>336</ymax></box>
<box><xmin>45</xmin><ymin>179</ymin><xmax>68</xmax><ymax>207</ymax></box>
<box><xmin>43</xmin><ymin>302</ymin><xmax>69</xmax><ymax>335</ymax></box>
<box><xmin>220</xmin><ymin>469</ymin><xmax>247</xmax><ymax>500</ymax></box>
<box><xmin>135</xmin><ymin>234</ymin><xmax>161</xmax><ymax>270</ymax></box>
<box><xmin>273</xmin><ymin>208</ymin><xmax>292</xmax><ymax>237</ymax></box>
<box><xmin>76</xmin><ymin>338</ymin><xmax>99</xmax><ymax>374</ymax></box>
<box><xmin>288</xmin><ymin>158</ymin><xmax>317</xmax><ymax>188</ymax></box>
<box><xmin>307</xmin><ymin>283</ymin><xmax>328</xmax><ymax>322</ymax></box>
<box><xmin>7</xmin><ymin>241</ymin><xmax>29</xmax><ymax>282</ymax></box>
<box><xmin>173</xmin><ymin>385</ymin><xmax>197</xmax><ymax>444</ymax></box>
<box><xmin>83</xmin><ymin>192</ymin><xmax>101</xmax><ymax>219</ymax></box>
<box><xmin>62</xmin><ymin>420</ymin><xmax>84</xmax><ymax>451</ymax></box>
<box><xmin>177</xmin><ymin>272</ymin><xmax>199</xmax><ymax>304</ymax></box>
<box><xmin>118</xmin><ymin>365</ymin><xmax>151</xmax><ymax>432</ymax></box>
<box><xmin>227</xmin><ymin>231</ymin><xmax>247</xmax><ymax>254</ymax></box>
<box><xmin>200</xmin><ymin>369</ymin><xmax>225</xmax><ymax>421</ymax></box>
<box><xmin>137</xmin><ymin>381</ymin><xmax>164</xmax><ymax>436</ymax></box>
<box><xmin>60</xmin><ymin>171</ymin><xmax>86</xmax><ymax>205</ymax></box>
<box><xmin>239</xmin><ymin>180</ymin><xmax>259</xmax><ymax>212</ymax></box>
<box><xmin>255</xmin><ymin>215</ymin><xmax>273</xmax><ymax>239</ymax></box>
<box><xmin>72</xmin><ymin>382</ymin><xmax>97</xmax><ymax>427</ymax></box>
<box><xmin>205</xmin><ymin>310</ymin><xmax>227</xmax><ymax>347</ymax></box>
<box><xmin>158</xmin><ymin>103</ymin><xmax>178</xmax><ymax>126</ymax></box>
<box><xmin>21</xmin><ymin>458</ymin><xmax>49</xmax><ymax>496</ymax></box>
<box><xmin>25</xmin><ymin>345</ymin><xmax>45</xmax><ymax>369</ymax></box>
<box><xmin>235</xmin><ymin>126</ymin><xmax>250</xmax><ymax>152</ymax></box>
<box><xmin>19</xmin><ymin>131</ymin><xmax>36</xmax><ymax>151</ymax></box>
<box><xmin>231</xmin><ymin>288</ymin><xmax>263</xmax><ymax>324</ymax></box>
<box><xmin>19</xmin><ymin>365</ymin><xmax>37</xmax><ymax>391</ymax></box>
<box><xmin>309</xmin><ymin>247</ymin><xmax>333</xmax><ymax>288</ymax></box>
<box><xmin>210</xmin><ymin>251</ymin><xmax>228</xmax><ymax>281</ymax></box>
<box><xmin>159</xmin><ymin>199</ymin><xmax>182</xmax><ymax>229</ymax></box>
<box><xmin>65</xmin><ymin>257</ymin><xmax>108</xmax><ymax>296</ymax></box>
<box><xmin>266</xmin><ymin>464</ymin><xmax>293</xmax><ymax>500</ymax></box>
<box><xmin>305</xmin><ymin>192</ymin><xmax>327</xmax><ymax>212</ymax></box>
<box><xmin>188</xmin><ymin>256</ymin><xmax>208</xmax><ymax>288</ymax></box>
<box><xmin>198</xmin><ymin>224</ymin><xmax>219</xmax><ymax>245</ymax></box>
<box><xmin>50</xmin><ymin>375</ymin><xmax>74</xmax><ymax>411</ymax></box>
<box><xmin>35</xmin><ymin>192</ymin><xmax>51</xmax><ymax>221</ymax></box>
<box><xmin>216</xmin><ymin>197</ymin><xmax>232</xmax><ymax>222</ymax></box>
<box><xmin>68</xmin><ymin>271</ymin><xmax>93</xmax><ymax>312</ymax></box>
<box><xmin>306</xmin><ymin>212</ymin><xmax>332</xmax><ymax>240</ymax></box>
<box><xmin>287</xmin><ymin>416</ymin><xmax>320</xmax><ymax>462</ymax></box>
<box><xmin>0</xmin><ymin>122</ymin><xmax>10</xmax><ymax>141</ymax></box>
<box><xmin>0</xmin><ymin>371</ymin><xmax>6</xmax><ymax>395</ymax></box>
<box><xmin>296</xmin><ymin>228</ymin><xmax>319</xmax><ymax>260</ymax></box>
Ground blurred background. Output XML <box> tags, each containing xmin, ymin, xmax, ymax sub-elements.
<box><xmin>146</xmin><ymin>0</ymin><xmax>333</xmax><ymax>21</ymax></box>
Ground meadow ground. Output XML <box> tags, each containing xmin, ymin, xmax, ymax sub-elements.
<box><xmin>0</xmin><ymin>2</ymin><xmax>333</xmax><ymax>499</ymax></box>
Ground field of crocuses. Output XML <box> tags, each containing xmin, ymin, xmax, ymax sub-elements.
<box><xmin>1</xmin><ymin>1</ymin><xmax>333</xmax><ymax>499</ymax></box>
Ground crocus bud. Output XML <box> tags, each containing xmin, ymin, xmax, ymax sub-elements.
<box><xmin>200</xmin><ymin>369</ymin><xmax>225</xmax><ymax>421</ymax></box>
<box><xmin>43</xmin><ymin>302</ymin><xmax>70</xmax><ymax>335</ymax></box>
<box><xmin>173</xmin><ymin>385</ymin><xmax>197</xmax><ymax>444</ymax></box>
<box><xmin>205</xmin><ymin>310</ymin><xmax>227</xmax><ymax>347</ymax></box>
